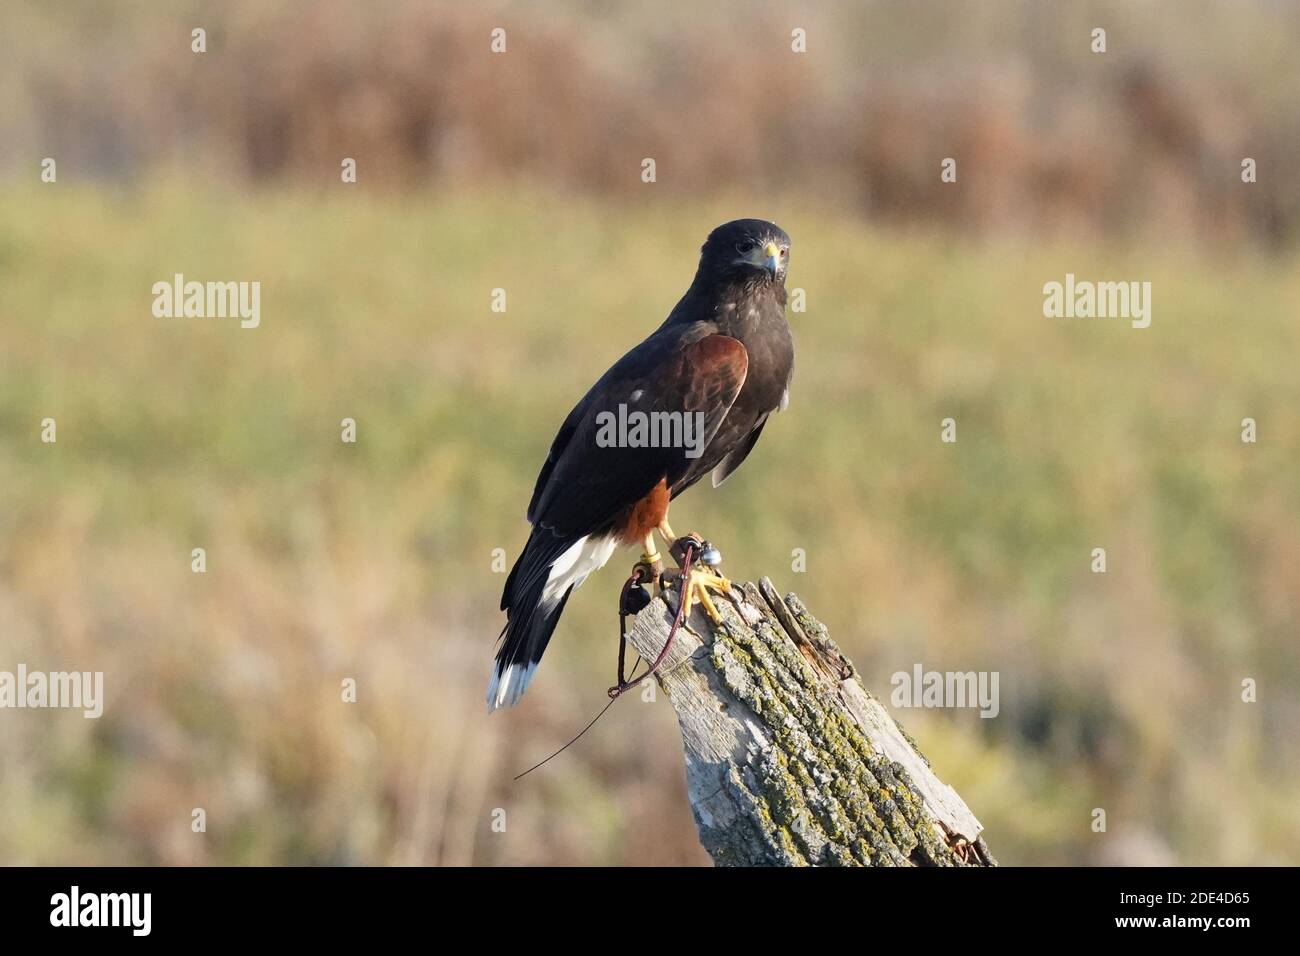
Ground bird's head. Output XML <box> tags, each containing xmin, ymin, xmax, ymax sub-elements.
<box><xmin>697</xmin><ymin>219</ymin><xmax>791</xmax><ymax>288</ymax></box>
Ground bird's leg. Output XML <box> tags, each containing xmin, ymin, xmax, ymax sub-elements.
<box><xmin>656</xmin><ymin>518</ymin><xmax>676</xmax><ymax>546</ymax></box>
<box><xmin>640</xmin><ymin>531</ymin><xmax>663</xmax><ymax>572</ymax></box>
<box><xmin>630</xmin><ymin>531</ymin><xmax>665</xmax><ymax>595</ymax></box>
<box><xmin>662</xmin><ymin>533</ymin><xmax>733</xmax><ymax>626</ymax></box>
<box><xmin>610</xmin><ymin>529</ymin><xmax>679</xmax><ymax>698</ymax></box>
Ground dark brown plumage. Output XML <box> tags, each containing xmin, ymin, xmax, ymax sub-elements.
<box><xmin>489</xmin><ymin>219</ymin><xmax>795</xmax><ymax>710</ymax></box>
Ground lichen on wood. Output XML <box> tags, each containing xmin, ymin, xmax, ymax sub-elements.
<box><xmin>625</xmin><ymin>575</ymin><xmax>995</xmax><ymax>867</ymax></box>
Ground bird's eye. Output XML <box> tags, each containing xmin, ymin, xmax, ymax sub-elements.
<box><xmin>736</xmin><ymin>240</ymin><xmax>757</xmax><ymax>254</ymax></box>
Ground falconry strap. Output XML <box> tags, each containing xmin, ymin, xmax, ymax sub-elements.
<box><xmin>608</xmin><ymin>540</ymin><xmax>699</xmax><ymax>699</ymax></box>
<box><xmin>513</xmin><ymin>540</ymin><xmax>699</xmax><ymax>780</ymax></box>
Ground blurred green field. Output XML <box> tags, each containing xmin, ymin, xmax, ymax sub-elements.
<box><xmin>1</xmin><ymin>182</ymin><xmax>1298</xmax><ymax>865</ymax></box>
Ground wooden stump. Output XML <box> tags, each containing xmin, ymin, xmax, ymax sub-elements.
<box><xmin>625</xmin><ymin>575</ymin><xmax>995</xmax><ymax>867</ymax></box>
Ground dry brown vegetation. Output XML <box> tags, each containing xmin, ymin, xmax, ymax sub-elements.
<box><xmin>4</xmin><ymin>1</ymin><xmax>1298</xmax><ymax>246</ymax></box>
<box><xmin>2</xmin><ymin>1</ymin><xmax>1298</xmax><ymax>867</ymax></box>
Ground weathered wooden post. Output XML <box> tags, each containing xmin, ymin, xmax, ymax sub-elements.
<box><xmin>625</xmin><ymin>576</ymin><xmax>995</xmax><ymax>866</ymax></box>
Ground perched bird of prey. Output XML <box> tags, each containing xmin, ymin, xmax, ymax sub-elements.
<box><xmin>489</xmin><ymin>219</ymin><xmax>795</xmax><ymax>711</ymax></box>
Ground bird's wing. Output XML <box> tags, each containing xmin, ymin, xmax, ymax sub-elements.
<box><xmin>525</xmin><ymin>406</ymin><xmax>581</xmax><ymax>523</ymax></box>
<box><xmin>707</xmin><ymin>364</ymin><xmax>791</xmax><ymax>489</ymax></box>
<box><xmin>528</xmin><ymin>334</ymin><xmax>749</xmax><ymax>539</ymax></box>
<box><xmin>710</xmin><ymin>412</ymin><xmax>769</xmax><ymax>487</ymax></box>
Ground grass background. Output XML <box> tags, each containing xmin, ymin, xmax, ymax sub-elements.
<box><xmin>1</xmin><ymin>182</ymin><xmax>1297</xmax><ymax>864</ymax></box>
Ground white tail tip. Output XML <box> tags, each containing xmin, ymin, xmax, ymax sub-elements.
<box><xmin>487</xmin><ymin>661</ymin><xmax>537</xmax><ymax>712</ymax></box>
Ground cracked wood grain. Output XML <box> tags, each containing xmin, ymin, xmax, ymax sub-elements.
<box><xmin>625</xmin><ymin>574</ymin><xmax>995</xmax><ymax>867</ymax></box>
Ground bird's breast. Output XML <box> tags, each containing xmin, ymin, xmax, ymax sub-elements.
<box><xmin>721</xmin><ymin>301</ymin><xmax>794</xmax><ymax>409</ymax></box>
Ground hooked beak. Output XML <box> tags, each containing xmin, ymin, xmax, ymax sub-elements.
<box><xmin>763</xmin><ymin>241</ymin><xmax>780</xmax><ymax>279</ymax></box>
<box><xmin>734</xmin><ymin>239</ymin><xmax>785</xmax><ymax>279</ymax></box>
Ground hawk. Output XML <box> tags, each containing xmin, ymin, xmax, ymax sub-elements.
<box><xmin>489</xmin><ymin>219</ymin><xmax>795</xmax><ymax>710</ymax></box>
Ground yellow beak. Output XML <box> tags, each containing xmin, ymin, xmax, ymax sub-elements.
<box><xmin>763</xmin><ymin>241</ymin><xmax>780</xmax><ymax>277</ymax></box>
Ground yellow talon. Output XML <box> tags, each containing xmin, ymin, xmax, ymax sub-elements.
<box><xmin>694</xmin><ymin>585</ymin><xmax>721</xmax><ymax>623</ymax></box>
<box><xmin>671</xmin><ymin>566</ymin><xmax>732</xmax><ymax>626</ymax></box>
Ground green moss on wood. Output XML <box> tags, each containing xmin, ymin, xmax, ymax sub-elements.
<box><xmin>688</xmin><ymin>584</ymin><xmax>984</xmax><ymax>867</ymax></box>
